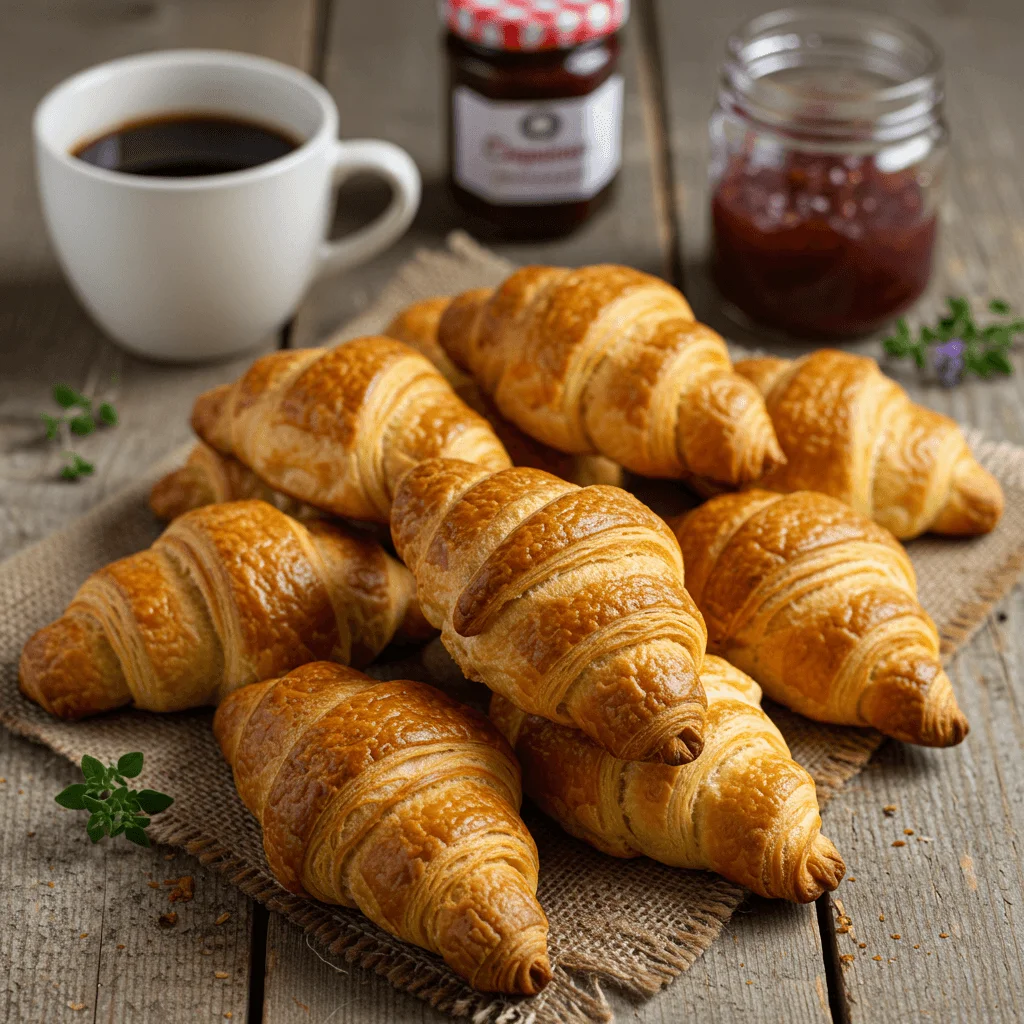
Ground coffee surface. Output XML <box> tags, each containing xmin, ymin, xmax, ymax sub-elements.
<box><xmin>73</xmin><ymin>113</ymin><xmax>299</xmax><ymax>177</ymax></box>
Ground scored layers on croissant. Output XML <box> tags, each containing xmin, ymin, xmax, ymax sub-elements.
<box><xmin>190</xmin><ymin>335</ymin><xmax>512</xmax><ymax>522</ymax></box>
<box><xmin>491</xmin><ymin>654</ymin><xmax>844</xmax><ymax>903</ymax></box>
<box><xmin>672</xmin><ymin>489</ymin><xmax>969</xmax><ymax>747</ymax></box>
<box><xmin>735</xmin><ymin>349</ymin><xmax>1003</xmax><ymax>539</ymax></box>
<box><xmin>214</xmin><ymin>662</ymin><xmax>551</xmax><ymax>995</ymax></box>
<box><xmin>391</xmin><ymin>457</ymin><xmax>709</xmax><ymax>766</ymax></box>
<box><xmin>436</xmin><ymin>264</ymin><xmax>784</xmax><ymax>485</ymax></box>
<box><xmin>20</xmin><ymin>500</ymin><xmax>431</xmax><ymax>720</ymax></box>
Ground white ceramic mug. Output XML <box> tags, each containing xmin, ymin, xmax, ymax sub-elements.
<box><xmin>33</xmin><ymin>50</ymin><xmax>421</xmax><ymax>363</ymax></box>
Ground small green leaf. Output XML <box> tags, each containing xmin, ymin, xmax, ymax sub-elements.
<box><xmin>81</xmin><ymin>755</ymin><xmax>105</xmax><ymax>782</ymax></box>
<box><xmin>41</xmin><ymin>413</ymin><xmax>62</xmax><ymax>441</ymax></box>
<box><xmin>132</xmin><ymin>816</ymin><xmax>151</xmax><ymax>828</ymax></box>
<box><xmin>986</xmin><ymin>349</ymin><xmax>1013</xmax><ymax>375</ymax></box>
<box><xmin>68</xmin><ymin>413</ymin><xmax>95</xmax><ymax>436</ymax></box>
<box><xmin>97</xmin><ymin>402</ymin><xmax>119</xmax><ymax>427</ymax></box>
<box><xmin>87</xmin><ymin>821</ymin><xmax>107</xmax><ymax>843</ymax></box>
<box><xmin>136</xmin><ymin>790</ymin><xmax>173</xmax><ymax>814</ymax></box>
<box><xmin>55</xmin><ymin>783</ymin><xmax>88</xmax><ymax>810</ymax></box>
<box><xmin>82</xmin><ymin>794</ymin><xmax>107</xmax><ymax>814</ymax></box>
<box><xmin>125</xmin><ymin>827</ymin><xmax>151</xmax><ymax>847</ymax></box>
<box><xmin>989</xmin><ymin>298</ymin><xmax>1012</xmax><ymax>315</ymax></box>
<box><xmin>109</xmin><ymin>820</ymin><xmax>127</xmax><ymax>837</ymax></box>
<box><xmin>117</xmin><ymin>752</ymin><xmax>144</xmax><ymax>778</ymax></box>
<box><xmin>53</xmin><ymin>383</ymin><xmax>90</xmax><ymax>409</ymax></box>
<box><xmin>61</xmin><ymin>453</ymin><xmax>94</xmax><ymax>482</ymax></box>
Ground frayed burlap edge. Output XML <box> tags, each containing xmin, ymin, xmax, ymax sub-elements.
<box><xmin>1</xmin><ymin>233</ymin><xmax>1023</xmax><ymax>1024</ymax></box>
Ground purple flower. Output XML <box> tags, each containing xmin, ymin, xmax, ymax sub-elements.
<box><xmin>933</xmin><ymin>338</ymin><xmax>965</xmax><ymax>387</ymax></box>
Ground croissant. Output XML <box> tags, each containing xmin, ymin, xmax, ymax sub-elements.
<box><xmin>435</xmin><ymin>264</ymin><xmax>784</xmax><ymax>484</ymax></box>
<box><xmin>672</xmin><ymin>489</ymin><xmax>969</xmax><ymax>746</ymax></box>
<box><xmin>215</xmin><ymin>662</ymin><xmax>550</xmax><ymax>994</ymax></box>
<box><xmin>150</xmin><ymin>441</ymin><xmax>318</xmax><ymax>521</ymax></box>
<box><xmin>491</xmin><ymin>654</ymin><xmax>844</xmax><ymax>903</ymax></box>
<box><xmin>20</xmin><ymin>500</ymin><xmax>431</xmax><ymax>720</ymax></box>
<box><xmin>386</xmin><ymin>296</ymin><xmax>623</xmax><ymax>487</ymax></box>
<box><xmin>735</xmin><ymin>350</ymin><xmax>1003</xmax><ymax>539</ymax></box>
<box><xmin>391</xmin><ymin>457</ymin><xmax>709</xmax><ymax>765</ymax></box>
<box><xmin>191</xmin><ymin>335</ymin><xmax>512</xmax><ymax>522</ymax></box>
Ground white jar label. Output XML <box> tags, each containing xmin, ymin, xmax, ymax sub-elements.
<box><xmin>452</xmin><ymin>74</ymin><xmax>624</xmax><ymax>205</ymax></box>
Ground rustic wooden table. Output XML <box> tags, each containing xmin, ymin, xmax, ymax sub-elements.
<box><xmin>2</xmin><ymin>1</ymin><xmax>1023</xmax><ymax>1021</ymax></box>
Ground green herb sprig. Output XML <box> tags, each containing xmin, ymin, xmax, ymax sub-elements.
<box><xmin>41</xmin><ymin>383</ymin><xmax>119</xmax><ymax>481</ymax></box>
<box><xmin>55</xmin><ymin>753</ymin><xmax>173</xmax><ymax>847</ymax></box>
<box><xmin>883</xmin><ymin>297</ymin><xmax>1022</xmax><ymax>378</ymax></box>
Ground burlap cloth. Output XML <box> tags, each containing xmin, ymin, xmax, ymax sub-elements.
<box><xmin>2</xmin><ymin>233</ymin><xmax>1023</xmax><ymax>1024</ymax></box>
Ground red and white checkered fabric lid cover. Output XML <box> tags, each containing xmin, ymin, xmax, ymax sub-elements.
<box><xmin>443</xmin><ymin>0</ymin><xmax>628</xmax><ymax>51</ymax></box>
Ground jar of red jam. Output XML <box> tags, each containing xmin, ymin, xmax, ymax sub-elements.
<box><xmin>443</xmin><ymin>0</ymin><xmax>627</xmax><ymax>238</ymax></box>
<box><xmin>709</xmin><ymin>8</ymin><xmax>947</xmax><ymax>338</ymax></box>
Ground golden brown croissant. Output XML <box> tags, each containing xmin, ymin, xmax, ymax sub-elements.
<box><xmin>214</xmin><ymin>661</ymin><xmax>551</xmax><ymax>995</ymax></box>
<box><xmin>20</xmin><ymin>500</ymin><xmax>432</xmax><ymax>720</ymax></box>
<box><xmin>391</xmin><ymin>457</ymin><xmax>709</xmax><ymax>765</ymax></box>
<box><xmin>735</xmin><ymin>350</ymin><xmax>1003</xmax><ymax>539</ymax></box>
<box><xmin>672</xmin><ymin>489</ymin><xmax>968</xmax><ymax>746</ymax></box>
<box><xmin>491</xmin><ymin>654</ymin><xmax>844</xmax><ymax>903</ymax></box>
<box><xmin>150</xmin><ymin>441</ymin><xmax>318</xmax><ymax>521</ymax></box>
<box><xmin>386</xmin><ymin>296</ymin><xmax>623</xmax><ymax>487</ymax></box>
<box><xmin>435</xmin><ymin>264</ymin><xmax>784</xmax><ymax>484</ymax></box>
<box><xmin>191</xmin><ymin>336</ymin><xmax>512</xmax><ymax>522</ymax></box>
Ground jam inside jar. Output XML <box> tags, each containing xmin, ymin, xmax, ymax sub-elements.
<box><xmin>709</xmin><ymin>9</ymin><xmax>947</xmax><ymax>338</ymax></box>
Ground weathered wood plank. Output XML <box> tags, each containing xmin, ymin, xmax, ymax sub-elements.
<box><xmin>0</xmin><ymin>2</ymin><xmax>320</xmax><ymax>1022</ymax></box>
<box><xmin>0</xmin><ymin>726</ymin><xmax>254</xmax><ymax>1022</ymax></box>
<box><xmin>0</xmin><ymin>0</ymin><xmax>317</xmax><ymax>559</ymax></box>
<box><xmin>289</xmin><ymin>0</ymin><xmax>671</xmax><ymax>349</ymax></box>
<box><xmin>267</xmin><ymin>3</ymin><xmax>833</xmax><ymax>1022</ymax></box>
<box><xmin>654</xmin><ymin>0</ymin><xmax>1024</xmax><ymax>1020</ymax></box>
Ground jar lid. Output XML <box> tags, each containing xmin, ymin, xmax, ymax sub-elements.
<box><xmin>443</xmin><ymin>0</ymin><xmax>628</xmax><ymax>52</ymax></box>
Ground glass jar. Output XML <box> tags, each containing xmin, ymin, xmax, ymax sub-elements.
<box><xmin>443</xmin><ymin>0</ymin><xmax>627</xmax><ymax>239</ymax></box>
<box><xmin>708</xmin><ymin>7</ymin><xmax>947</xmax><ymax>338</ymax></box>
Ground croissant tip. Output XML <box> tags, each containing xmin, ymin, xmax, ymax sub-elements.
<box><xmin>658</xmin><ymin>724</ymin><xmax>705</xmax><ymax>766</ymax></box>
<box><xmin>524</xmin><ymin>955</ymin><xmax>553</xmax><ymax>994</ymax></box>
<box><xmin>799</xmin><ymin>834</ymin><xmax>846</xmax><ymax>902</ymax></box>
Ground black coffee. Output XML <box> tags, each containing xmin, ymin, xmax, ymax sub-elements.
<box><xmin>72</xmin><ymin>113</ymin><xmax>300</xmax><ymax>177</ymax></box>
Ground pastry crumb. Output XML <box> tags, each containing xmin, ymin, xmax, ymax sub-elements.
<box><xmin>890</xmin><ymin>934</ymin><xmax>901</xmax><ymax>940</ymax></box>
<box><xmin>116</xmin><ymin>944</ymin><xmax>126</xmax><ymax>950</ymax></box>
<box><xmin>872</xmin><ymin>955</ymin><xmax>882</xmax><ymax>961</ymax></box>
<box><xmin>892</xmin><ymin>840</ymin><xmax>906</xmax><ymax>847</ymax></box>
<box><xmin>903</xmin><ymin>828</ymin><xmax>914</xmax><ymax>835</ymax></box>
<box><xmin>840</xmin><ymin>954</ymin><xmax>855</xmax><ymax>963</ymax></box>
<box><xmin>939</xmin><ymin>933</ymin><xmax>949</xmax><ymax>939</ymax></box>
<box><xmin>67</xmin><ymin>1003</ymin><xmax>85</xmax><ymax>1012</ymax></box>
<box><xmin>858</xmin><ymin>942</ymin><xmax>867</xmax><ymax>949</ymax></box>
<box><xmin>215</xmin><ymin>971</ymin><xmax>230</xmax><ymax>979</ymax></box>
<box><xmin>165</xmin><ymin>876</ymin><xmax>195</xmax><ymax>903</ymax></box>
<box><xmin>883</xmin><ymin>804</ymin><xmax>897</xmax><ymax>815</ymax></box>
<box><xmin>214</xmin><ymin>912</ymin><xmax>231</xmax><ymax>926</ymax></box>
<box><xmin>879</xmin><ymin>913</ymin><xmax>885</xmax><ymax>921</ymax></box>
<box><xmin>159</xmin><ymin>912</ymin><xmax>178</xmax><ymax>929</ymax></box>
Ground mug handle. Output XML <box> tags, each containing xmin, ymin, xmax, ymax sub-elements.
<box><xmin>315</xmin><ymin>139</ymin><xmax>421</xmax><ymax>280</ymax></box>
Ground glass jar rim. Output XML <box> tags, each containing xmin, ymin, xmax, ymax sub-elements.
<box><xmin>722</xmin><ymin>6</ymin><xmax>944</xmax><ymax>143</ymax></box>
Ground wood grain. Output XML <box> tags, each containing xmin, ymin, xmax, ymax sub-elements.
<box><xmin>289</xmin><ymin>0</ymin><xmax>670</xmax><ymax>349</ymax></box>
<box><xmin>0</xmin><ymin>2</ymin><xmax>319</xmax><ymax>1021</ymax></box>
<box><xmin>652</xmin><ymin>0</ymin><xmax>1024</xmax><ymax>1020</ymax></box>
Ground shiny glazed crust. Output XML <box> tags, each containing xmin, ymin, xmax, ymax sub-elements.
<box><xmin>19</xmin><ymin>500</ymin><xmax>432</xmax><ymax>720</ymax></box>
<box><xmin>735</xmin><ymin>350</ymin><xmax>1004</xmax><ymax>539</ymax></box>
<box><xmin>391</xmin><ymin>457</ymin><xmax>709</xmax><ymax>765</ymax></box>
<box><xmin>190</xmin><ymin>336</ymin><xmax>512</xmax><ymax>522</ymax></box>
<box><xmin>491</xmin><ymin>655</ymin><xmax>844</xmax><ymax>903</ymax></box>
<box><xmin>149</xmin><ymin>441</ymin><xmax>317</xmax><ymax>521</ymax></box>
<box><xmin>673</xmin><ymin>489</ymin><xmax>969</xmax><ymax>746</ymax></box>
<box><xmin>386</xmin><ymin>297</ymin><xmax>623</xmax><ymax>487</ymax></box>
<box><xmin>214</xmin><ymin>662</ymin><xmax>551</xmax><ymax>995</ymax></box>
<box><xmin>436</xmin><ymin>265</ymin><xmax>784</xmax><ymax>484</ymax></box>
